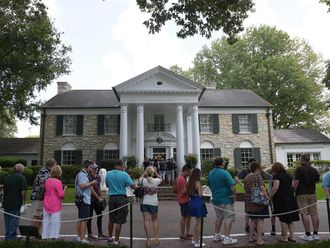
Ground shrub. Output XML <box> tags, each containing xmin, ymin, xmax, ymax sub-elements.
<box><xmin>0</xmin><ymin>170</ymin><xmax>9</xmax><ymax>184</ymax></box>
<box><xmin>22</xmin><ymin>167</ymin><xmax>34</xmax><ymax>185</ymax></box>
<box><xmin>29</xmin><ymin>165</ymin><xmax>42</xmax><ymax>179</ymax></box>
<box><xmin>201</xmin><ymin>160</ymin><xmax>214</xmax><ymax>177</ymax></box>
<box><xmin>184</xmin><ymin>154</ymin><xmax>198</xmax><ymax>168</ymax></box>
<box><xmin>226</xmin><ymin>166</ymin><xmax>238</xmax><ymax>178</ymax></box>
<box><xmin>100</xmin><ymin>159</ymin><xmax>116</xmax><ymax>171</ymax></box>
<box><xmin>125</xmin><ymin>155</ymin><xmax>137</xmax><ymax>169</ymax></box>
<box><xmin>61</xmin><ymin>165</ymin><xmax>83</xmax><ymax>184</ymax></box>
<box><xmin>0</xmin><ymin>157</ymin><xmax>27</xmax><ymax>168</ymax></box>
<box><xmin>129</xmin><ymin>166</ymin><xmax>144</xmax><ymax>179</ymax></box>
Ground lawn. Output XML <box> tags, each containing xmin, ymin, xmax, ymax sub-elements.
<box><xmin>26</xmin><ymin>187</ymin><xmax>76</xmax><ymax>204</ymax></box>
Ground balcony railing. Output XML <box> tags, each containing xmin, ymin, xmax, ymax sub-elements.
<box><xmin>147</xmin><ymin>123</ymin><xmax>171</xmax><ymax>132</ymax></box>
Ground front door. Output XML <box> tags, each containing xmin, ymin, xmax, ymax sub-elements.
<box><xmin>153</xmin><ymin>147</ymin><xmax>166</xmax><ymax>160</ymax></box>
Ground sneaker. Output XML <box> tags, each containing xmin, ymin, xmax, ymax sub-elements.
<box><xmin>299</xmin><ymin>234</ymin><xmax>314</xmax><ymax>241</ymax></box>
<box><xmin>87</xmin><ymin>234</ymin><xmax>97</xmax><ymax>241</ymax></box>
<box><xmin>98</xmin><ymin>234</ymin><xmax>108</xmax><ymax>240</ymax></box>
<box><xmin>113</xmin><ymin>240</ymin><xmax>120</xmax><ymax>246</ymax></box>
<box><xmin>213</xmin><ymin>233</ymin><xmax>225</xmax><ymax>242</ymax></box>
<box><xmin>194</xmin><ymin>242</ymin><xmax>206</xmax><ymax>247</ymax></box>
<box><xmin>312</xmin><ymin>234</ymin><xmax>320</xmax><ymax>241</ymax></box>
<box><xmin>107</xmin><ymin>237</ymin><xmax>114</xmax><ymax>245</ymax></box>
<box><xmin>222</xmin><ymin>237</ymin><xmax>238</xmax><ymax>245</ymax></box>
<box><xmin>74</xmin><ymin>237</ymin><xmax>81</xmax><ymax>242</ymax></box>
<box><xmin>80</xmin><ymin>239</ymin><xmax>90</xmax><ymax>244</ymax></box>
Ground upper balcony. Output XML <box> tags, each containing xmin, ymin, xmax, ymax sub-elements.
<box><xmin>147</xmin><ymin>123</ymin><xmax>171</xmax><ymax>132</ymax></box>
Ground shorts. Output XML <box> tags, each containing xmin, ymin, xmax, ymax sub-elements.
<box><xmin>140</xmin><ymin>204</ymin><xmax>158</xmax><ymax>215</ymax></box>
<box><xmin>31</xmin><ymin>200</ymin><xmax>43</xmax><ymax>218</ymax></box>
<box><xmin>296</xmin><ymin>194</ymin><xmax>318</xmax><ymax>215</ymax></box>
<box><xmin>77</xmin><ymin>202</ymin><xmax>90</xmax><ymax>220</ymax></box>
<box><xmin>214</xmin><ymin>204</ymin><xmax>235</xmax><ymax>223</ymax></box>
<box><xmin>109</xmin><ymin>195</ymin><xmax>129</xmax><ymax>224</ymax></box>
<box><xmin>179</xmin><ymin>203</ymin><xmax>190</xmax><ymax>217</ymax></box>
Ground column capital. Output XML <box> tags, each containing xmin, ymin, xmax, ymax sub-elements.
<box><xmin>192</xmin><ymin>105</ymin><xmax>198</xmax><ymax>111</ymax></box>
<box><xmin>121</xmin><ymin>105</ymin><xmax>128</xmax><ymax>112</ymax></box>
<box><xmin>137</xmin><ymin>105</ymin><xmax>144</xmax><ymax>113</ymax></box>
<box><xmin>176</xmin><ymin>105</ymin><xmax>183</xmax><ymax>111</ymax></box>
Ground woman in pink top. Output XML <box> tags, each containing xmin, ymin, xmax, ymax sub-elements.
<box><xmin>42</xmin><ymin>165</ymin><xmax>66</xmax><ymax>239</ymax></box>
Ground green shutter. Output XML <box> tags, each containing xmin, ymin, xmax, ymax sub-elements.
<box><xmin>76</xmin><ymin>115</ymin><xmax>84</xmax><ymax>135</ymax></box>
<box><xmin>97</xmin><ymin>115</ymin><xmax>105</xmax><ymax>135</ymax></box>
<box><xmin>117</xmin><ymin>114</ymin><xmax>120</xmax><ymax>134</ymax></box>
<box><xmin>232</xmin><ymin>114</ymin><xmax>239</xmax><ymax>134</ymax></box>
<box><xmin>212</xmin><ymin>114</ymin><xmax>219</xmax><ymax>134</ymax></box>
<box><xmin>214</xmin><ymin>148</ymin><xmax>221</xmax><ymax>157</ymax></box>
<box><xmin>54</xmin><ymin>150</ymin><xmax>62</xmax><ymax>165</ymax></box>
<box><xmin>74</xmin><ymin>150</ymin><xmax>83</xmax><ymax>165</ymax></box>
<box><xmin>234</xmin><ymin>148</ymin><xmax>241</xmax><ymax>169</ymax></box>
<box><xmin>198</xmin><ymin>115</ymin><xmax>201</xmax><ymax>133</ymax></box>
<box><xmin>253</xmin><ymin>148</ymin><xmax>261</xmax><ymax>164</ymax></box>
<box><xmin>96</xmin><ymin>150</ymin><xmax>104</xmax><ymax>165</ymax></box>
<box><xmin>251</xmin><ymin>114</ymin><xmax>258</xmax><ymax>133</ymax></box>
<box><xmin>56</xmin><ymin>115</ymin><xmax>63</xmax><ymax>136</ymax></box>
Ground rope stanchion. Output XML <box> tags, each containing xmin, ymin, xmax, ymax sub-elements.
<box><xmin>326</xmin><ymin>198</ymin><xmax>330</xmax><ymax>234</ymax></box>
<box><xmin>200</xmin><ymin>209</ymin><xmax>204</xmax><ymax>248</ymax></box>
<box><xmin>0</xmin><ymin>203</ymin><xmax>130</xmax><ymax>223</ymax></box>
<box><xmin>130</xmin><ymin>202</ymin><xmax>133</xmax><ymax>248</ymax></box>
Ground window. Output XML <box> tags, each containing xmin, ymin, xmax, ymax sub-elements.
<box><xmin>63</xmin><ymin>115</ymin><xmax>77</xmax><ymax>134</ymax></box>
<box><xmin>104</xmin><ymin>150</ymin><xmax>119</xmax><ymax>159</ymax></box>
<box><xmin>240</xmin><ymin>148</ymin><xmax>253</xmax><ymax>167</ymax></box>
<box><xmin>239</xmin><ymin>115</ymin><xmax>252</xmax><ymax>133</ymax></box>
<box><xmin>201</xmin><ymin>149</ymin><xmax>214</xmax><ymax>161</ymax></box>
<box><xmin>62</xmin><ymin>150</ymin><xmax>75</xmax><ymax>165</ymax></box>
<box><xmin>104</xmin><ymin>115</ymin><xmax>119</xmax><ymax>134</ymax></box>
<box><xmin>286</xmin><ymin>152</ymin><xmax>321</xmax><ymax>166</ymax></box>
<box><xmin>200</xmin><ymin>115</ymin><xmax>213</xmax><ymax>133</ymax></box>
<box><xmin>154</xmin><ymin>114</ymin><xmax>165</xmax><ymax>131</ymax></box>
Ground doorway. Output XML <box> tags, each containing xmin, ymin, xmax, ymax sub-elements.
<box><xmin>153</xmin><ymin>147</ymin><xmax>166</xmax><ymax>160</ymax></box>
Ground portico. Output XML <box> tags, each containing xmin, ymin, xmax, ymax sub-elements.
<box><xmin>113</xmin><ymin>66</ymin><xmax>205</xmax><ymax>169</ymax></box>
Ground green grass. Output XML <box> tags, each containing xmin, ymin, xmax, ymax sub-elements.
<box><xmin>26</xmin><ymin>187</ymin><xmax>76</xmax><ymax>204</ymax></box>
<box><xmin>236</xmin><ymin>183</ymin><xmax>326</xmax><ymax>200</ymax></box>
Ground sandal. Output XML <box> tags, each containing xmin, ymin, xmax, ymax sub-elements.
<box><xmin>248</xmin><ymin>239</ymin><xmax>256</xmax><ymax>243</ymax></box>
<box><xmin>154</xmin><ymin>238</ymin><xmax>160</xmax><ymax>245</ymax></box>
<box><xmin>288</xmin><ymin>237</ymin><xmax>296</xmax><ymax>243</ymax></box>
<box><xmin>146</xmin><ymin>239</ymin><xmax>152</xmax><ymax>247</ymax></box>
<box><xmin>278</xmin><ymin>237</ymin><xmax>288</xmax><ymax>243</ymax></box>
<box><xmin>257</xmin><ymin>241</ymin><xmax>266</xmax><ymax>246</ymax></box>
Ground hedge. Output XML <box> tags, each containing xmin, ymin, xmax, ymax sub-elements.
<box><xmin>0</xmin><ymin>170</ymin><xmax>8</xmax><ymax>184</ymax></box>
<box><xmin>0</xmin><ymin>240</ymin><xmax>127</xmax><ymax>248</ymax></box>
<box><xmin>0</xmin><ymin>167</ymin><xmax>34</xmax><ymax>185</ymax></box>
<box><xmin>0</xmin><ymin>157</ymin><xmax>27</xmax><ymax>168</ymax></box>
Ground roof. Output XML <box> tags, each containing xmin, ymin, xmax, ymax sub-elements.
<box><xmin>0</xmin><ymin>138</ymin><xmax>40</xmax><ymax>155</ymax></box>
<box><xmin>41</xmin><ymin>88</ymin><xmax>271</xmax><ymax>109</ymax></box>
<box><xmin>199</xmin><ymin>89</ymin><xmax>272</xmax><ymax>108</ymax></box>
<box><xmin>274</xmin><ymin>129</ymin><xmax>330</xmax><ymax>144</ymax></box>
<box><xmin>40</xmin><ymin>90</ymin><xmax>120</xmax><ymax>109</ymax></box>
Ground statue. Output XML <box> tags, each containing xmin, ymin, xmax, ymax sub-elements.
<box><xmin>99</xmin><ymin>168</ymin><xmax>108</xmax><ymax>191</ymax></box>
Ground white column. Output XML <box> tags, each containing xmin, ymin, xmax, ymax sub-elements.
<box><xmin>176</xmin><ymin>105</ymin><xmax>185</xmax><ymax>170</ymax></box>
<box><xmin>191</xmin><ymin>105</ymin><xmax>201</xmax><ymax>169</ymax></box>
<box><xmin>120</xmin><ymin>105</ymin><xmax>128</xmax><ymax>159</ymax></box>
<box><xmin>136</xmin><ymin>105</ymin><xmax>144</xmax><ymax>167</ymax></box>
<box><xmin>169</xmin><ymin>147</ymin><xmax>174</xmax><ymax>158</ymax></box>
<box><xmin>187</xmin><ymin>115</ymin><xmax>193</xmax><ymax>154</ymax></box>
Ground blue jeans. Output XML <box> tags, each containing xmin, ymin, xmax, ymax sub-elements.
<box><xmin>4</xmin><ymin>209</ymin><xmax>20</xmax><ymax>240</ymax></box>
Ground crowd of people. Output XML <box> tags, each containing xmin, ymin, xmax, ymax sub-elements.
<box><xmin>1</xmin><ymin>154</ymin><xmax>330</xmax><ymax>247</ymax></box>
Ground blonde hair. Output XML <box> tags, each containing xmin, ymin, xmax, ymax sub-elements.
<box><xmin>146</xmin><ymin>166</ymin><xmax>155</xmax><ymax>183</ymax></box>
<box><xmin>50</xmin><ymin>165</ymin><xmax>62</xmax><ymax>179</ymax></box>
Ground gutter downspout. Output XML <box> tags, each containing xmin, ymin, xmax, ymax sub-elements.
<box><xmin>266</xmin><ymin>108</ymin><xmax>274</xmax><ymax>164</ymax></box>
<box><xmin>39</xmin><ymin>109</ymin><xmax>46</xmax><ymax>165</ymax></box>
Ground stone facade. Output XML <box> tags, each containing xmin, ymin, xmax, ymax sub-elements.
<box><xmin>41</xmin><ymin>114</ymin><xmax>120</xmax><ymax>165</ymax></box>
<box><xmin>200</xmin><ymin>113</ymin><xmax>276</xmax><ymax>167</ymax></box>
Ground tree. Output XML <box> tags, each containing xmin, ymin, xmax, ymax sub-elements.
<box><xmin>174</xmin><ymin>25</ymin><xmax>328</xmax><ymax>130</ymax></box>
<box><xmin>320</xmin><ymin>0</ymin><xmax>330</xmax><ymax>11</ymax></box>
<box><xmin>0</xmin><ymin>0</ymin><xmax>71</xmax><ymax>125</ymax></box>
<box><xmin>0</xmin><ymin>119</ymin><xmax>17</xmax><ymax>138</ymax></box>
<box><xmin>136</xmin><ymin>0</ymin><xmax>254</xmax><ymax>41</ymax></box>
<box><xmin>323</xmin><ymin>60</ymin><xmax>330</xmax><ymax>89</ymax></box>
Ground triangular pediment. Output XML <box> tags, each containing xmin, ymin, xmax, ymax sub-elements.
<box><xmin>113</xmin><ymin>66</ymin><xmax>204</xmax><ymax>95</ymax></box>
<box><xmin>144</xmin><ymin>132</ymin><xmax>176</xmax><ymax>142</ymax></box>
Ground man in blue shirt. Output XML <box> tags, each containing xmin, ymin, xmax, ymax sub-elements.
<box><xmin>208</xmin><ymin>157</ymin><xmax>237</xmax><ymax>245</ymax></box>
<box><xmin>322</xmin><ymin>171</ymin><xmax>330</xmax><ymax>199</ymax></box>
<box><xmin>105</xmin><ymin>159</ymin><xmax>135</xmax><ymax>245</ymax></box>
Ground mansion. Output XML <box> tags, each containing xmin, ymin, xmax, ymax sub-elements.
<box><xmin>39</xmin><ymin>66</ymin><xmax>275</xmax><ymax>170</ymax></box>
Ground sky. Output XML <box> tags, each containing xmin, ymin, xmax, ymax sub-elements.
<box><xmin>16</xmin><ymin>0</ymin><xmax>330</xmax><ymax>137</ymax></box>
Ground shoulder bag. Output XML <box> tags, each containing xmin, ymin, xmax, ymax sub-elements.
<box><xmin>251</xmin><ymin>174</ymin><xmax>269</xmax><ymax>206</ymax></box>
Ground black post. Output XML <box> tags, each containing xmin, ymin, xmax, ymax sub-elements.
<box><xmin>200</xmin><ymin>200</ymin><xmax>204</xmax><ymax>248</ymax></box>
<box><xmin>24</xmin><ymin>235</ymin><xmax>30</xmax><ymax>248</ymax></box>
<box><xmin>327</xmin><ymin>198</ymin><xmax>330</xmax><ymax>234</ymax></box>
<box><xmin>130</xmin><ymin>202</ymin><xmax>133</xmax><ymax>248</ymax></box>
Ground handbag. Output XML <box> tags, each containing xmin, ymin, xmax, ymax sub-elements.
<box><xmin>251</xmin><ymin>175</ymin><xmax>269</xmax><ymax>206</ymax></box>
<box><xmin>134</xmin><ymin>178</ymin><xmax>145</xmax><ymax>198</ymax></box>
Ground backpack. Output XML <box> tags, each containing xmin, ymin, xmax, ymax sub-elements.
<box><xmin>167</xmin><ymin>161</ymin><xmax>174</xmax><ymax>170</ymax></box>
<box><xmin>159</xmin><ymin>161</ymin><xmax>166</xmax><ymax>171</ymax></box>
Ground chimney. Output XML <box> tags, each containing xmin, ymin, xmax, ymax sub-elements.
<box><xmin>57</xmin><ymin>81</ymin><xmax>72</xmax><ymax>94</ymax></box>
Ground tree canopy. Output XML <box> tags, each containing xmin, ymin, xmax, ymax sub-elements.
<box><xmin>0</xmin><ymin>0</ymin><xmax>71</xmax><ymax>126</ymax></box>
<box><xmin>172</xmin><ymin>25</ymin><xmax>328</xmax><ymax>130</ymax></box>
<box><xmin>0</xmin><ymin>119</ymin><xmax>17</xmax><ymax>138</ymax></box>
<box><xmin>136</xmin><ymin>0</ymin><xmax>254</xmax><ymax>41</ymax></box>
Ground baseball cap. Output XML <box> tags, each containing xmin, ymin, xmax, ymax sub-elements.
<box><xmin>91</xmin><ymin>163</ymin><xmax>98</xmax><ymax>169</ymax></box>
